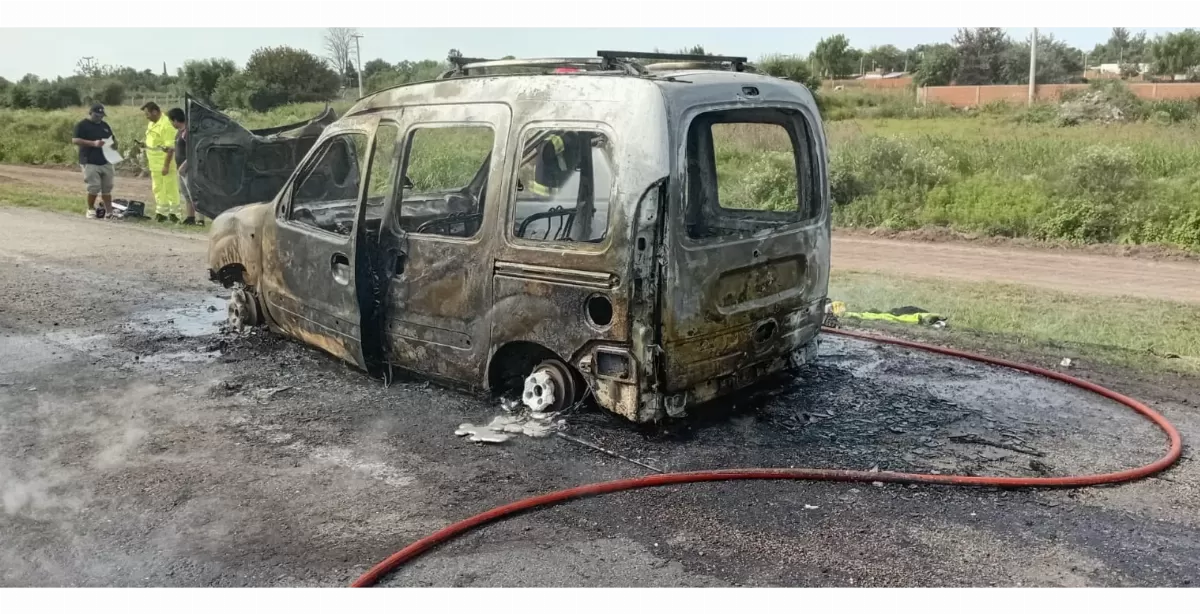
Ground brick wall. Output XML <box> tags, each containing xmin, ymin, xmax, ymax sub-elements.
<box><xmin>920</xmin><ymin>83</ymin><xmax>1200</xmax><ymax>107</ymax></box>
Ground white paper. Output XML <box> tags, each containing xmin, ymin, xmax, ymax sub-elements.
<box><xmin>101</xmin><ymin>138</ymin><xmax>123</xmax><ymax>164</ymax></box>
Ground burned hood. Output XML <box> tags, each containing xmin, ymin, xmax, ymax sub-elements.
<box><xmin>185</xmin><ymin>94</ymin><xmax>337</xmax><ymax>220</ymax></box>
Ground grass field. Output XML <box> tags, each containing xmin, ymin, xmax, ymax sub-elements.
<box><xmin>829</xmin><ymin>269</ymin><xmax>1200</xmax><ymax>375</ymax></box>
<box><xmin>2</xmin><ymin>91</ymin><xmax>1198</xmax><ymax>250</ymax></box>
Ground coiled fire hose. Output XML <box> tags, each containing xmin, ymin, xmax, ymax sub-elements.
<box><xmin>350</xmin><ymin>327</ymin><xmax>1184</xmax><ymax>587</ymax></box>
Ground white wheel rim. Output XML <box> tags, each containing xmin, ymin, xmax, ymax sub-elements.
<box><xmin>522</xmin><ymin>369</ymin><xmax>557</xmax><ymax>412</ymax></box>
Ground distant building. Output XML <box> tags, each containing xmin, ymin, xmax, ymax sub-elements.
<box><xmin>857</xmin><ymin>70</ymin><xmax>908</xmax><ymax>80</ymax></box>
<box><xmin>1094</xmin><ymin>63</ymin><xmax>1150</xmax><ymax>75</ymax></box>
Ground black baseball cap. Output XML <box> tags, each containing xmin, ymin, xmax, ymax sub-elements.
<box><xmin>90</xmin><ymin>103</ymin><xmax>106</xmax><ymax>116</ymax></box>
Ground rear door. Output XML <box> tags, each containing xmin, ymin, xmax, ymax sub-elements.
<box><xmin>184</xmin><ymin>94</ymin><xmax>336</xmax><ymax>219</ymax></box>
<box><xmin>660</xmin><ymin>104</ymin><xmax>830</xmax><ymax>392</ymax></box>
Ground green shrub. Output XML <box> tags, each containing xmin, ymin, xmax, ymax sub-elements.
<box><xmin>29</xmin><ymin>84</ymin><xmax>81</xmax><ymax>110</ymax></box>
<box><xmin>757</xmin><ymin>54</ymin><xmax>820</xmax><ymax>92</ymax></box>
<box><xmin>7</xmin><ymin>84</ymin><xmax>32</xmax><ymax>109</ymax></box>
<box><xmin>1035</xmin><ymin>197</ymin><xmax>1124</xmax><ymax>243</ymax></box>
<box><xmin>1013</xmin><ymin>103</ymin><xmax>1058</xmax><ymax>124</ymax></box>
<box><xmin>95</xmin><ymin>81</ymin><xmax>126</xmax><ymax>106</ymax></box>
<box><xmin>1148</xmin><ymin>99</ymin><xmax>1198</xmax><ymax>123</ymax></box>
<box><xmin>1062</xmin><ymin>145</ymin><xmax>1142</xmax><ymax>200</ymax></box>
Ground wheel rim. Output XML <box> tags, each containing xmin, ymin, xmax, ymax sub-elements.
<box><xmin>227</xmin><ymin>288</ymin><xmax>255</xmax><ymax>331</ymax></box>
<box><xmin>521</xmin><ymin>359</ymin><xmax>577</xmax><ymax>413</ymax></box>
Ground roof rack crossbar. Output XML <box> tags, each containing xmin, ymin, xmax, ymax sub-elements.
<box><xmin>597</xmin><ymin>50</ymin><xmax>749</xmax><ymax>72</ymax></box>
<box><xmin>441</xmin><ymin>56</ymin><xmax>641</xmax><ymax>79</ymax></box>
<box><xmin>435</xmin><ymin>50</ymin><xmax>754</xmax><ymax>80</ymax></box>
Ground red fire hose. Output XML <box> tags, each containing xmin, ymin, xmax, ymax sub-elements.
<box><xmin>350</xmin><ymin>327</ymin><xmax>1184</xmax><ymax>587</ymax></box>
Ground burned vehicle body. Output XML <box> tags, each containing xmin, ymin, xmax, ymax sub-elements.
<box><xmin>193</xmin><ymin>52</ymin><xmax>831</xmax><ymax>423</ymax></box>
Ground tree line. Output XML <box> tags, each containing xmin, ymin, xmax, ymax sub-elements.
<box><xmin>2</xmin><ymin>28</ymin><xmax>1197</xmax><ymax>112</ymax></box>
<box><xmin>818</xmin><ymin>28</ymin><xmax>1199</xmax><ymax>86</ymax></box>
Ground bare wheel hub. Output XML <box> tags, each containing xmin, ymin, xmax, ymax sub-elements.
<box><xmin>227</xmin><ymin>287</ymin><xmax>258</xmax><ymax>332</ymax></box>
<box><xmin>521</xmin><ymin>358</ymin><xmax>578</xmax><ymax>414</ymax></box>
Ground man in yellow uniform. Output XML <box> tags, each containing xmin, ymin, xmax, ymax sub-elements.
<box><xmin>140</xmin><ymin>102</ymin><xmax>182</xmax><ymax>222</ymax></box>
<box><xmin>530</xmin><ymin>131</ymin><xmax>582</xmax><ymax>197</ymax></box>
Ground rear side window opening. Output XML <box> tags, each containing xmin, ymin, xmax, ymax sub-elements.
<box><xmin>684</xmin><ymin>107</ymin><xmax>818</xmax><ymax>241</ymax></box>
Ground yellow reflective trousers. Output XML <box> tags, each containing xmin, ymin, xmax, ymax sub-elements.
<box><xmin>145</xmin><ymin>116</ymin><xmax>181</xmax><ymax>217</ymax></box>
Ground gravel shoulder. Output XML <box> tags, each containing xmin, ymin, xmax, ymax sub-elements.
<box><xmin>1</xmin><ymin>204</ymin><xmax>1197</xmax><ymax>587</ymax></box>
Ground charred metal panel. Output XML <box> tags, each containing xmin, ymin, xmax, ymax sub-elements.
<box><xmin>384</xmin><ymin>235</ymin><xmax>492</xmax><ymax>385</ymax></box>
<box><xmin>490</xmin><ymin>263</ymin><xmax>627</xmax><ymax>357</ymax></box>
<box><xmin>186</xmin><ymin>95</ymin><xmax>335</xmax><ymax>219</ymax></box>
<box><xmin>374</xmin><ymin>103</ymin><xmax>512</xmax><ymax>389</ymax></box>
<box><xmin>484</xmin><ymin>93</ymin><xmax>671</xmax><ymax>419</ymax></box>
<box><xmin>207</xmin><ymin>203</ymin><xmax>270</xmax><ymax>288</ymax></box>
<box><xmin>254</xmin><ymin>119</ymin><xmax>380</xmax><ymax>370</ymax></box>
<box><xmin>655</xmin><ymin>82</ymin><xmax>831</xmax><ymax>396</ymax></box>
<box><xmin>258</xmin><ymin>205</ymin><xmax>365</xmax><ymax>367</ymax></box>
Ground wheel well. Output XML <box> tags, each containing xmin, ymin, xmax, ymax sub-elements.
<box><xmin>214</xmin><ymin>263</ymin><xmax>247</xmax><ymax>288</ymax></box>
<box><xmin>487</xmin><ymin>341</ymin><xmax>559</xmax><ymax>395</ymax></box>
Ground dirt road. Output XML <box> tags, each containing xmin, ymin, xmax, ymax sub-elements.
<box><xmin>1</xmin><ymin>205</ymin><xmax>1198</xmax><ymax>587</ymax></box>
<box><xmin>4</xmin><ymin>163</ymin><xmax>1198</xmax><ymax>305</ymax></box>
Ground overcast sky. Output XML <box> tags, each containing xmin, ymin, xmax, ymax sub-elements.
<box><xmin>0</xmin><ymin>28</ymin><xmax>1186</xmax><ymax>82</ymax></box>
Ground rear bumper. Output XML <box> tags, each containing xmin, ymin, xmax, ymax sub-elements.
<box><xmin>666</xmin><ymin>321</ymin><xmax>820</xmax><ymax>415</ymax></box>
<box><xmin>582</xmin><ymin>314</ymin><xmax>822</xmax><ymax>423</ymax></box>
<box><xmin>661</xmin><ymin>299</ymin><xmax>826</xmax><ymax>392</ymax></box>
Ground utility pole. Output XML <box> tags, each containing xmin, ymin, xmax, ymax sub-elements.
<box><xmin>352</xmin><ymin>33</ymin><xmax>364</xmax><ymax>98</ymax></box>
<box><xmin>1028</xmin><ymin>27</ymin><xmax>1038</xmax><ymax>106</ymax></box>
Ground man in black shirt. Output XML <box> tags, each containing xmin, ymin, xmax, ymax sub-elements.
<box><xmin>72</xmin><ymin>103</ymin><xmax>117</xmax><ymax>218</ymax></box>
<box><xmin>166</xmin><ymin>107</ymin><xmax>200</xmax><ymax>225</ymax></box>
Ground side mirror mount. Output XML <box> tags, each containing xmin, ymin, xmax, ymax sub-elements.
<box><xmin>402</xmin><ymin>175</ymin><xmax>414</xmax><ymax>189</ymax></box>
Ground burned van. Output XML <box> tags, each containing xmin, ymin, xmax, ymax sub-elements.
<box><xmin>192</xmin><ymin>51</ymin><xmax>831</xmax><ymax>423</ymax></box>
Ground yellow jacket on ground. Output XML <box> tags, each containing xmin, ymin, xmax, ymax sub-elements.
<box><xmin>145</xmin><ymin>115</ymin><xmax>181</xmax><ymax>216</ymax></box>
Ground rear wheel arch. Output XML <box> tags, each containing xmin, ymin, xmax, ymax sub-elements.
<box><xmin>486</xmin><ymin>341</ymin><xmax>560</xmax><ymax>394</ymax></box>
<box><xmin>213</xmin><ymin>262</ymin><xmax>248</xmax><ymax>288</ymax></box>
<box><xmin>208</xmin><ymin>222</ymin><xmax>265</xmax><ymax>289</ymax></box>
<box><xmin>486</xmin><ymin>341</ymin><xmax>587</xmax><ymax>412</ymax></box>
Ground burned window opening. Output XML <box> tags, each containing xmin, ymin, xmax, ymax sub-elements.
<box><xmin>512</xmin><ymin>129</ymin><xmax>613</xmax><ymax>244</ymax></box>
<box><xmin>289</xmin><ymin>132</ymin><xmax>370</xmax><ymax>237</ymax></box>
<box><xmin>396</xmin><ymin>125</ymin><xmax>495</xmax><ymax>239</ymax></box>
<box><xmin>684</xmin><ymin>108</ymin><xmax>817</xmax><ymax>241</ymax></box>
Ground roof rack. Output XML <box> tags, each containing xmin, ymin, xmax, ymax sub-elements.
<box><xmin>437</xmin><ymin>50</ymin><xmax>753</xmax><ymax>79</ymax></box>
<box><xmin>596</xmin><ymin>50</ymin><xmax>751</xmax><ymax>73</ymax></box>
